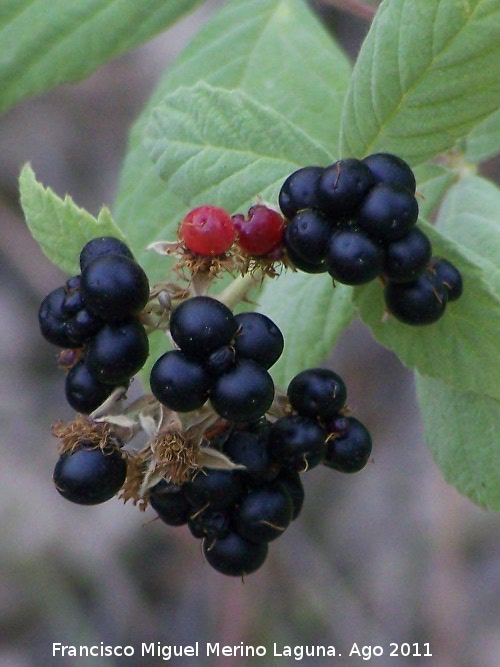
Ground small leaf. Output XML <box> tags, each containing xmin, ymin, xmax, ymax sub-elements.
<box><xmin>354</xmin><ymin>220</ymin><xmax>500</xmax><ymax>401</ymax></box>
<box><xmin>415</xmin><ymin>373</ymin><xmax>500</xmax><ymax>511</ymax></box>
<box><xmin>256</xmin><ymin>271</ymin><xmax>356</xmax><ymax>389</ymax></box>
<box><xmin>19</xmin><ymin>163</ymin><xmax>127</xmax><ymax>275</ymax></box>
<box><xmin>145</xmin><ymin>83</ymin><xmax>333</xmax><ymax>213</ymax></box>
<box><xmin>340</xmin><ymin>0</ymin><xmax>500</xmax><ymax>164</ymax></box>
<box><xmin>0</xmin><ymin>0</ymin><xmax>204</xmax><ymax>114</ymax></box>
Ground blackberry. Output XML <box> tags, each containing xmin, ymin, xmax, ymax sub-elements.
<box><xmin>169</xmin><ymin>296</ymin><xmax>237</xmax><ymax>360</ymax></box>
<box><xmin>317</xmin><ymin>158</ymin><xmax>375</xmax><ymax>220</ymax></box>
<box><xmin>203</xmin><ymin>531</ymin><xmax>268</xmax><ymax>577</ymax></box>
<box><xmin>285</xmin><ymin>241</ymin><xmax>328</xmax><ymax>274</ymax></box>
<box><xmin>223</xmin><ymin>427</ymin><xmax>279</xmax><ymax>484</ymax></box>
<box><xmin>233</xmin><ymin>312</ymin><xmax>284</xmax><ymax>370</ymax></box>
<box><xmin>204</xmin><ymin>345</ymin><xmax>236</xmax><ymax>377</ymax></box>
<box><xmin>384</xmin><ymin>269</ymin><xmax>448</xmax><ymax>325</ymax></box>
<box><xmin>150</xmin><ymin>349</ymin><xmax>211</xmax><ymax>412</ymax></box>
<box><xmin>357</xmin><ymin>183</ymin><xmax>419</xmax><ymax>243</ymax></box>
<box><xmin>323</xmin><ymin>416</ymin><xmax>372</xmax><ymax>473</ymax></box>
<box><xmin>362</xmin><ymin>153</ymin><xmax>416</xmax><ymax>193</ymax></box>
<box><xmin>383</xmin><ymin>227</ymin><xmax>432</xmax><ymax>283</ymax></box>
<box><xmin>149</xmin><ymin>480</ymin><xmax>191</xmax><ymax>526</ymax></box>
<box><xmin>325</xmin><ymin>227</ymin><xmax>384</xmax><ymax>285</ymax></box>
<box><xmin>284</xmin><ymin>208</ymin><xmax>333</xmax><ymax>265</ymax></box>
<box><xmin>278</xmin><ymin>165</ymin><xmax>324</xmax><ymax>219</ymax></box>
<box><xmin>233</xmin><ymin>482</ymin><xmax>293</xmax><ymax>543</ymax></box>
<box><xmin>79</xmin><ymin>236</ymin><xmax>134</xmax><ymax>271</ymax></box>
<box><xmin>53</xmin><ymin>441</ymin><xmax>127</xmax><ymax>505</ymax></box>
<box><xmin>64</xmin><ymin>358</ymin><xmax>116</xmax><ymax>414</ymax></box>
<box><xmin>85</xmin><ymin>319</ymin><xmax>149</xmax><ymax>384</ymax></box>
<box><xmin>268</xmin><ymin>415</ymin><xmax>327</xmax><ymax>472</ymax></box>
<box><xmin>287</xmin><ymin>367</ymin><xmax>347</xmax><ymax>420</ymax></box>
<box><xmin>80</xmin><ymin>253</ymin><xmax>150</xmax><ymax>322</ymax></box>
<box><xmin>430</xmin><ymin>257</ymin><xmax>463</xmax><ymax>301</ymax></box>
<box><xmin>188</xmin><ymin>506</ymin><xmax>230</xmax><ymax>540</ymax></box>
<box><xmin>210</xmin><ymin>359</ymin><xmax>275</xmax><ymax>423</ymax></box>
<box><xmin>275</xmin><ymin>469</ymin><xmax>304</xmax><ymax>520</ymax></box>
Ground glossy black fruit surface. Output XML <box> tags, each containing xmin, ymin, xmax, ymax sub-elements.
<box><xmin>358</xmin><ymin>183</ymin><xmax>419</xmax><ymax>243</ymax></box>
<box><xmin>430</xmin><ymin>257</ymin><xmax>463</xmax><ymax>301</ymax></box>
<box><xmin>64</xmin><ymin>359</ymin><xmax>115</xmax><ymax>414</ymax></box>
<box><xmin>149</xmin><ymin>480</ymin><xmax>191</xmax><ymax>526</ymax></box>
<box><xmin>287</xmin><ymin>367</ymin><xmax>347</xmax><ymax>420</ymax></box>
<box><xmin>383</xmin><ymin>227</ymin><xmax>432</xmax><ymax>283</ymax></box>
<box><xmin>317</xmin><ymin>158</ymin><xmax>375</xmax><ymax>219</ymax></box>
<box><xmin>233</xmin><ymin>312</ymin><xmax>284</xmax><ymax>370</ymax></box>
<box><xmin>79</xmin><ymin>236</ymin><xmax>134</xmax><ymax>271</ymax></box>
<box><xmin>169</xmin><ymin>296</ymin><xmax>237</xmax><ymax>360</ymax></box>
<box><xmin>284</xmin><ymin>209</ymin><xmax>333</xmax><ymax>265</ymax></box>
<box><xmin>384</xmin><ymin>270</ymin><xmax>448</xmax><ymax>325</ymax></box>
<box><xmin>210</xmin><ymin>360</ymin><xmax>275</xmax><ymax>423</ymax></box>
<box><xmin>80</xmin><ymin>253</ymin><xmax>150</xmax><ymax>322</ymax></box>
<box><xmin>53</xmin><ymin>442</ymin><xmax>127</xmax><ymax>505</ymax></box>
<box><xmin>85</xmin><ymin>319</ymin><xmax>149</xmax><ymax>384</ymax></box>
<box><xmin>202</xmin><ymin>531</ymin><xmax>268</xmax><ymax>576</ymax></box>
<box><xmin>150</xmin><ymin>349</ymin><xmax>211</xmax><ymax>412</ymax></box>
<box><xmin>325</xmin><ymin>228</ymin><xmax>384</xmax><ymax>285</ymax></box>
<box><xmin>323</xmin><ymin>417</ymin><xmax>372</xmax><ymax>473</ymax></box>
<box><xmin>278</xmin><ymin>165</ymin><xmax>324</xmax><ymax>219</ymax></box>
<box><xmin>268</xmin><ymin>415</ymin><xmax>327</xmax><ymax>472</ymax></box>
<box><xmin>233</xmin><ymin>483</ymin><xmax>293</xmax><ymax>543</ymax></box>
<box><xmin>362</xmin><ymin>152</ymin><xmax>416</xmax><ymax>193</ymax></box>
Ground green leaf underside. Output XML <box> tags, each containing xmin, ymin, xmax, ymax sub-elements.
<box><xmin>19</xmin><ymin>163</ymin><xmax>127</xmax><ymax>276</ymax></box>
<box><xmin>415</xmin><ymin>373</ymin><xmax>500</xmax><ymax>511</ymax></box>
<box><xmin>413</xmin><ymin>163</ymin><xmax>455</xmax><ymax>220</ymax></box>
<box><xmin>340</xmin><ymin>0</ymin><xmax>500</xmax><ymax>165</ymax></box>
<box><xmin>435</xmin><ymin>175</ymin><xmax>500</xmax><ymax>292</ymax></box>
<box><xmin>145</xmin><ymin>83</ymin><xmax>333</xmax><ymax>213</ymax></box>
<box><xmin>0</xmin><ymin>0</ymin><xmax>204</xmax><ymax>115</ymax></box>
<box><xmin>464</xmin><ymin>108</ymin><xmax>500</xmax><ymax>162</ymax></box>
<box><xmin>354</xmin><ymin>219</ymin><xmax>500</xmax><ymax>401</ymax></box>
<box><xmin>113</xmin><ymin>0</ymin><xmax>351</xmax><ymax>275</ymax></box>
<box><xmin>256</xmin><ymin>272</ymin><xmax>356</xmax><ymax>389</ymax></box>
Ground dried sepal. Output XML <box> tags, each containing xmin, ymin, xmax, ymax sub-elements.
<box><xmin>198</xmin><ymin>445</ymin><xmax>246</xmax><ymax>471</ymax></box>
<box><xmin>119</xmin><ymin>451</ymin><xmax>150</xmax><ymax>510</ymax></box>
<box><xmin>52</xmin><ymin>414</ymin><xmax>120</xmax><ymax>456</ymax></box>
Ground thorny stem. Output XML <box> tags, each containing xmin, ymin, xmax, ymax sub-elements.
<box><xmin>319</xmin><ymin>0</ymin><xmax>378</xmax><ymax>21</ymax></box>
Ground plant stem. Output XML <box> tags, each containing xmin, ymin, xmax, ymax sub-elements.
<box><xmin>320</xmin><ymin>0</ymin><xmax>378</xmax><ymax>21</ymax></box>
<box><xmin>217</xmin><ymin>272</ymin><xmax>261</xmax><ymax>311</ymax></box>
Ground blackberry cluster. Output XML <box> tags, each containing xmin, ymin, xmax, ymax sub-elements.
<box><xmin>279</xmin><ymin>153</ymin><xmax>463</xmax><ymax>325</ymax></box>
<box><xmin>38</xmin><ymin>237</ymin><xmax>150</xmax><ymax>414</ymax></box>
<box><xmin>147</xmin><ymin>364</ymin><xmax>371</xmax><ymax>577</ymax></box>
<box><xmin>150</xmin><ymin>296</ymin><xmax>284</xmax><ymax>423</ymax></box>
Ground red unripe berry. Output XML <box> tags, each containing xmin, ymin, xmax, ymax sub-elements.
<box><xmin>233</xmin><ymin>205</ymin><xmax>285</xmax><ymax>256</ymax></box>
<box><xmin>179</xmin><ymin>205</ymin><xmax>236</xmax><ymax>256</ymax></box>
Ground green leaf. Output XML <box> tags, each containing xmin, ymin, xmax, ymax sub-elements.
<box><xmin>340</xmin><ymin>0</ymin><xmax>500</xmax><ymax>165</ymax></box>
<box><xmin>464</xmin><ymin>108</ymin><xmax>500</xmax><ymax>162</ymax></box>
<box><xmin>413</xmin><ymin>162</ymin><xmax>455</xmax><ymax>220</ymax></box>
<box><xmin>113</xmin><ymin>0</ymin><xmax>351</xmax><ymax>271</ymax></box>
<box><xmin>19</xmin><ymin>163</ymin><xmax>127</xmax><ymax>276</ymax></box>
<box><xmin>415</xmin><ymin>373</ymin><xmax>500</xmax><ymax>511</ymax></box>
<box><xmin>256</xmin><ymin>272</ymin><xmax>356</xmax><ymax>388</ymax></box>
<box><xmin>145</xmin><ymin>83</ymin><xmax>333</xmax><ymax>213</ymax></box>
<box><xmin>354</xmin><ymin>220</ymin><xmax>500</xmax><ymax>401</ymax></box>
<box><xmin>435</xmin><ymin>175</ymin><xmax>500</xmax><ymax>290</ymax></box>
<box><xmin>0</xmin><ymin>0</ymin><xmax>204</xmax><ymax>114</ymax></box>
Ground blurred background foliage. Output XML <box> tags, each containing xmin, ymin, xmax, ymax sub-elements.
<box><xmin>1</xmin><ymin>1</ymin><xmax>499</xmax><ymax>665</ymax></box>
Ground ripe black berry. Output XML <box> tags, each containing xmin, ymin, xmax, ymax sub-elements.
<box><xmin>268</xmin><ymin>415</ymin><xmax>327</xmax><ymax>472</ymax></box>
<box><xmin>323</xmin><ymin>417</ymin><xmax>372</xmax><ymax>473</ymax></box>
<box><xmin>317</xmin><ymin>159</ymin><xmax>375</xmax><ymax>219</ymax></box>
<box><xmin>183</xmin><ymin>468</ymin><xmax>244</xmax><ymax>511</ymax></box>
<box><xmin>210</xmin><ymin>359</ymin><xmax>275</xmax><ymax>423</ymax></box>
<box><xmin>362</xmin><ymin>153</ymin><xmax>416</xmax><ymax>193</ymax></box>
<box><xmin>223</xmin><ymin>427</ymin><xmax>278</xmax><ymax>484</ymax></box>
<box><xmin>284</xmin><ymin>208</ymin><xmax>333</xmax><ymax>265</ymax></box>
<box><xmin>233</xmin><ymin>483</ymin><xmax>293</xmax><ymax>543</ymax></box>
<box><xmin>205</xmin><ymin>345</ymin><xmax>236</xmax><ymax>377</ymax></box>
<box><xmin>85</xmin><ymin>319</ymin><xmax>149</xmax><ymax>384</ymax></box>
<box><xmin>203</xmin><ymin>531</ymin><xmax>268</xmax><ymax>576</ymax></box>
<box><xmin>53</xmin><ymin>442</ymin><xmax>127</xmax><ymax>505</ymax></box>
<box><xmin>150</xmin><ymin>349</ymin><xmax>212</xmax><ymax>412</ymax></box>
<box><xmin>80</xmin><ymin>253</ymin><xmax>150</xmax><ymax>322</ymax></box>
<box><xmin>384</xmin><ymin>270</ymin><xmax>448</xmax><ymax>325</ymax></box>
<box><xmin>278</xmin><ymin>165</ymin><xmax>324</xmax><ymax>219</ymax></box>
<box><xmin>325</xmin><ymin>227</ymin><xmax>384</xmax><ymax>285</ymax></box>
<box><xmin>148</xmin><ymin>479</ymin><xmax>191</xmax><ymax>526</ymax></box>
<box><xmin>383</xmin><ymin>227</ymin><xmax>432</xmax><ymax>283</ymax></box>
<box><xmin>275</xmin><ymin>469</ymin><xmax>304</xmax><ymax>520</ymax></box>
<box><xmin>79</xmin><ymin>236</ymin><xmax>134</xmax><ymax>271</ymax></box>
<box><xmin>65</xmin><ymin>359</ymin><xmax>116</xmax><ymax>414</ymax></box>
<box><xmin>429</xmin><ymin>257</ymin><xmax>463</xmax><ymax>301</ymax></box>
<box><xmin>285</xmin><ymin>241</ymin><xmax>328</xmax><ymax>273</ymax></box>
<box><xmin>169</xmin><ymin>296</ymin><xmax>237</xmax><ymax>360</ymax></box>
<box><xmin>188</xmin><ymin>506</ymin><xmax>230</xmax><ymax>540</ymax></box>
<box><xmin>233</xmin><ymin>312</ymin><xmax>284</xmax><ymax>370</ymax></box>
<box><xmin>287</xmin><ymin>367</ymin><xmax>347</xmax><ymax>420</ymax></box>
<box><xmin>357</xmin><ymin>183</ymin><xmax>419</xmax><ymax>243</ymax></box>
